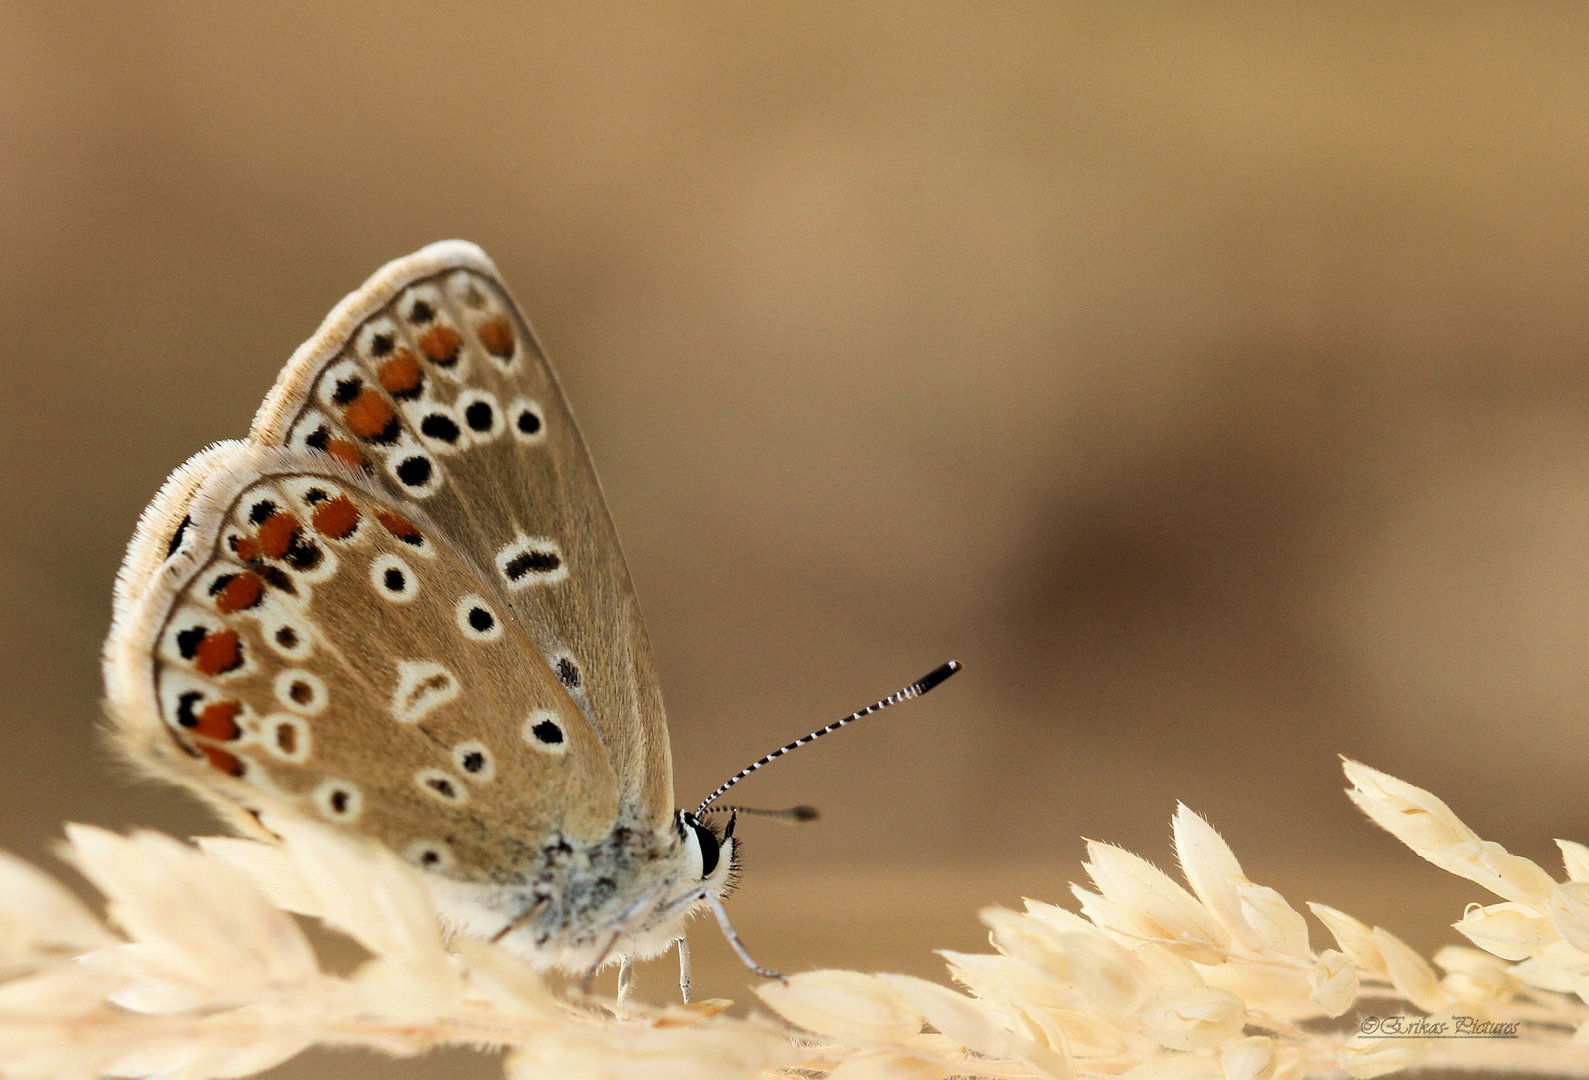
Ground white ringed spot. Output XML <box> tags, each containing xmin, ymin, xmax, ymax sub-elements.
<box><xmin>391</xmin><ymin>660</ymin><xmax>458</xmax><ymax>724</ymax></box>
<box><xmin>259</xmin><ymin>609</ymin><xmax>313</xmax><ymax>660</ymax></box>
<box><xmin>445</xmin><ymin>269</ymin><xmax>488</xmax><ymax>310</ymax></box>
<box><xmin>452</xmin><ymin>740</ymin><xmax>496</xmax><ymax>782</ymax></box>
<box><xmin>383</xmin><ymin>435</ymin><xmax>443</xmax><ymax>498</ymax></box>
<box><xmin>314</xmin><ymin>780</ymin><xmax>362</xmax><ymax>822</ymax></box>
<box><xmin>273</xmin><ymin>669</ymin><xmax>328</xmax><ymax>715</ymax></box>
<box><xmin>262</xmin><ymin>713</ymin><xmax>312</xmax><ymax>763</ymax></box>
<box><xmin>403</xmin><ymin>839</ymin><xmax>457</xmax><ymax>872</ymax></box>
<box><xmin>316</xmin><ymin>358</ymin><xmax>366</xmax><ymax>412</ymax></box>
<box><xmin>415</xmin><ymin>767</ymin><xmax>468</xmax><ymax>805</ymax></box>
<box><xmin>456</xmin><ymin>388</ymin><xmax>505</xmax><ymax>442</ymax></box>
<box><xmin>355</xmin><ymin>316</ymin><xmax>402</xmax><ymax>363</ymax></box>
<box><xmin>508</xmin><ymin>397</ymin><xmax>546</xmax><ymax>444</ymax></box>
<box><xmin>370</xmin><ymin>552</ymin><xmax>418</xmax><ymax>602</ymax></box>
<box><xmin>522</xmin><ymin>710</ymin><xmax>568</xmax><ymax>756</ymax></box>
<box><xmin>405</xmin><ymin>400</ymin><xmax>467</xmax><ymax>454</ymax></box>
<box><xmin>496</xmin><ymin>534</ymin><xmax>567</xmax><ymax>590</ymax></box>
<box><xmin>549</xmin><ymin>650</ymin><xmax>583</xmax><ymax>694</ymax></box>
<box><xmin>454</xmin><ymin>593</ymin><xmax>502</xmax><ymax>642</ymax></box>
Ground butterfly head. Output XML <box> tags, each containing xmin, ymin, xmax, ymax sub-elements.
<box><xmin>676</xmin><ymin>808</ymin><xmax>737</xmax><ymax>886</ymax></box>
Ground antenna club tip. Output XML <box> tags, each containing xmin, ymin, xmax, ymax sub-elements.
<box><xmin>914</xmin><ymin>659</ymin><xmax>964</xmax><ymax>695</ymax></box>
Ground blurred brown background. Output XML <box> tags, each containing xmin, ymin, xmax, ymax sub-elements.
<box><xmin>4</xmin><ymin>2</ymin><xmax>1589</xmax><ymax>1074</ymax></box>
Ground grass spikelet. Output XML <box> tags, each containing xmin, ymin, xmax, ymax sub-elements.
<box><xmin>6</xmin><ymin>760</ymin><xmax>1589</xmax><ymax>1079</ymax></box>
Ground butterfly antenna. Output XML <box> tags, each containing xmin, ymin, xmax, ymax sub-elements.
<box><xmin>698</xmin><ymin>804</ymin><xmax>819</xmax><ymax>823</ymax></box>
<box><xmin>695</xmin><ymin>660</ymin><xmax>962</xmax><ymax>816</ymax></box>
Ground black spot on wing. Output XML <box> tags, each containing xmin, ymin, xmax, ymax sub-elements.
<box><xmin>506</xmin><ymin>550</ymin><xmax>560</xmax><ymax>580</ymax></box>
<box><xmin>166</xmin><ymin>515</ymin><xmax>192</xmax><ymax>558</ymax></box>
<box><xmin>421</xmin><ymin>414</ymin><xmax>460</xmax><ymax>443</ymax></box>
<box><xmin>396</xmin><ymin>456</ymin><xmax>432</xmax><ymax>487</ymax></box>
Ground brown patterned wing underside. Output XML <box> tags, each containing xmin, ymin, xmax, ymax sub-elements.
<box><xmin>249</xmin><ymin>244</ymin><xmax>673</xmax><ymax>827</ymax></box>
<box><xmin>129</xmin><ymin>452</ymin><xmax>620</xmax><ymax>875</ymax></box>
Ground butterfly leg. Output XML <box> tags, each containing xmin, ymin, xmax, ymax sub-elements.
<box><xmin>580</xmin><ymin>881</ymin><xmax>668</xmax><ymax>995</ymax></box>
<box><xmin>675</xmin><ymin>936</ymin><xmax>692</xmax><ymax>1003</ymax></box>
<box><xmin>490</xmin><ymin>894</ymin><xmax>550</xmax><ymax>945</ymax></box>
<box><xmin>616</xmin><ymin>956</ymin><xmax>634</xmax><ymax>1007</ymax></box>
<box><xmin>707</xmin><ymin>892</ymin><xmax>785</xmax><ymax>983</ymax></box>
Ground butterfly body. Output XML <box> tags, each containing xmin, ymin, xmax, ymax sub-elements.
<box><xmin>104</xmin><ymin>243</ymin><xmax>734</xmax><ymax>975</ymax></box>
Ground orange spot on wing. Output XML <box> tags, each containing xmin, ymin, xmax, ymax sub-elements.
<box><xmin>200</xmin><ymin>744</ymin><xmax>245</xmax><ymax>777</ymax></box>
<box><xmin>194</xmin><ymin>700</ymin><xmax>242</xmax><ymax>741</ymax></box>
<box><xmin>231</xmin><ymin>536</ymin><xmax>262</xmax><ymax>562</ymax></box>
<box><xmin>377</xmin><ymin>349</ymin><xmax>423</xmax><ymax>396</ymax></box>
<box><xmin>417</xmin><ymin>324</ymin><xmax>462</xmax><ymax>365</ymax></box>
<box><xmin>477</xmin><ymin>318</ymin><xmax>515</xmax><ymax>358</ymax></box>
<box><xmin>256</xmin><ymin>512</ymin><xmax>300</xmax><ymax>559</ymax></box>
<box><xmin>312</xmin><ymin>495</ymin><xmax>360</xmax><ymax>539</ymax></box>
<box><xmin>194</xmin><ymin>629</ymin><xmax>243</xmax><ymax>676</ymax></box>
<box><xmin>343</xmin><ymin>388</ymin><xmax>397</xmax><ymax>440</ymax></box>
<box><xmin>214</xmin><ymin>573</ymin><xmax>263</xmax><ymax>613</ymax></box>
<box><xmin>326</xmin><ymin>439</ymin><xmax>366</xmax><ymax>469</ymax></box>
<box><xmin>375</xmin><ymin>510</ymin><xmax>422</xmax><ymax>544</ymax></box>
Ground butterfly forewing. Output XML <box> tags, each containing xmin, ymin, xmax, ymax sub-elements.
<box><xmin>248</xmin><ymin>245</ymin><xmax>673</xmax><ymax>827</ymax></box>
<box><xmin>118</xmin><ymin>448</ymin><xmax>620</xmax><ymax>876</ymax></box>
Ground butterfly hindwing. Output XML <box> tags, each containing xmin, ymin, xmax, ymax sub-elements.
<box><xmin>107</xmin><ymin>444</ymin><xmax>620</xmax><ymax>876</ymax></box>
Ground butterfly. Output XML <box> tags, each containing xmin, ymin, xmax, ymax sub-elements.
<box><xmin>102</xmin><ymin>241</ymin><xmax>958</xmax><ymax>1000</ymax></box>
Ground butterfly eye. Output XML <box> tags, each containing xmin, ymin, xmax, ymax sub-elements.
<box><xmin>314</xmin><ymin>780</ymin><xmax>362</xmax><ymax>822</ymax></box>
<box><xmin>686</xmin><ymin>817</ymin><xmax>720</xmax><ymax>878</ymax></box>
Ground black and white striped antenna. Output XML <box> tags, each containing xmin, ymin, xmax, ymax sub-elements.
<box><xmin>694</xmin><ymin>660</ymin><xmax>963</xmax><ymax>816</ymax></box>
